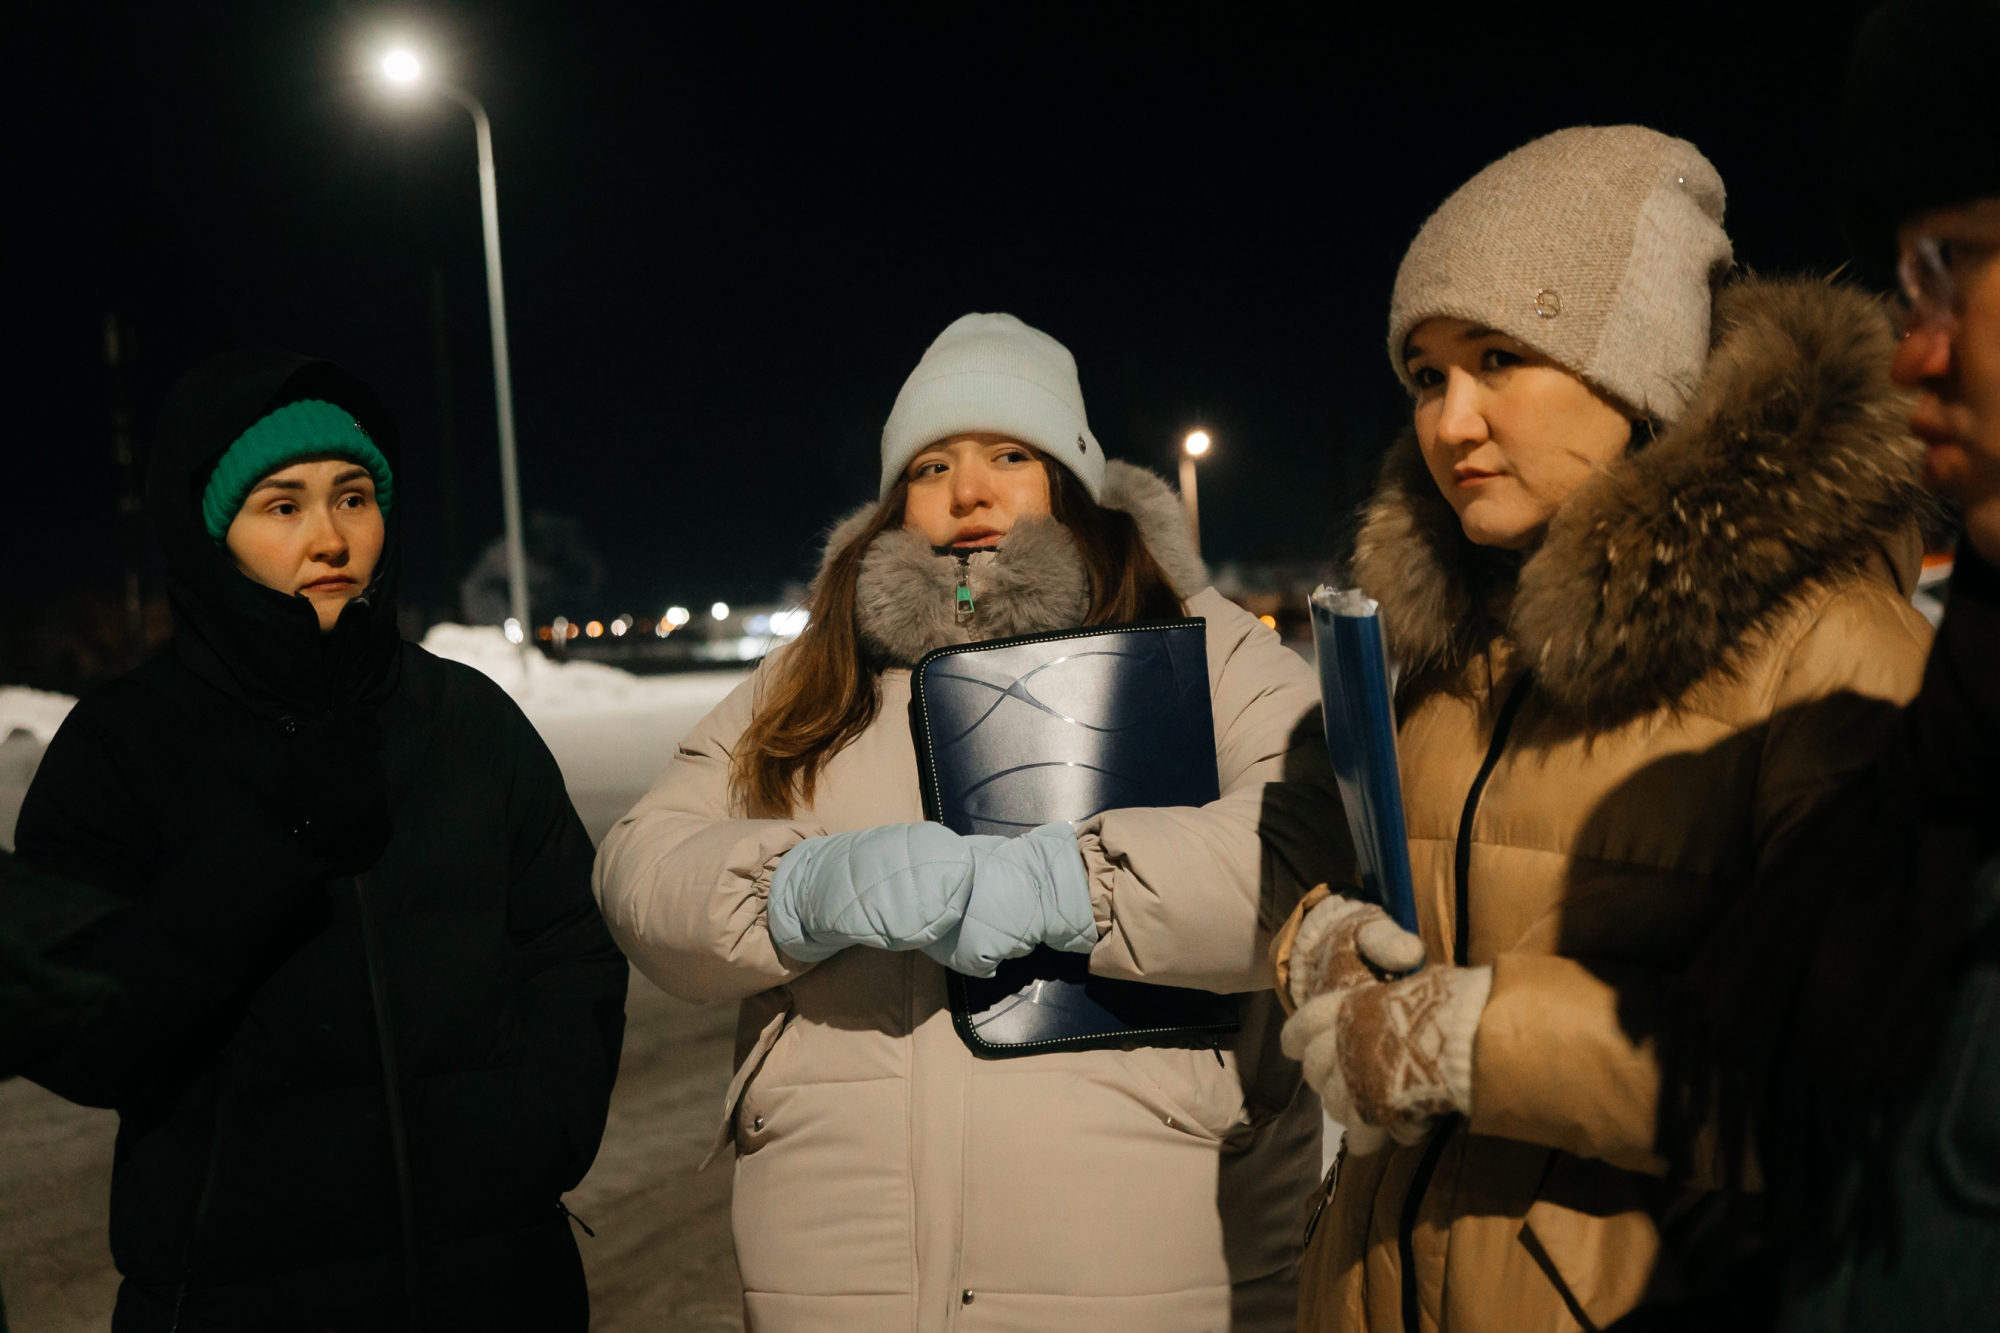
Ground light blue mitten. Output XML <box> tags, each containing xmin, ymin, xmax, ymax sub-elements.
<box><xmin>766</xmin><ymin>823</ymin><xmax>981</xmax><ymax>964</ymax></box>
<box><xmin>932</xmin><ymin>823</ymin><xmax>1098</xmax><ymax>978</ymax></box>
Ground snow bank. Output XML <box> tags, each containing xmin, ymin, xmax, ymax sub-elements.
<box><xmin>1</xmin><ymin>688</ymin><xmax>76</xmax><ymax>850</ymax></box>
<box><xmin>0</xmin><ymin>686</ymin><xmax>77</xmax><ymax>746</ymax></box>
<box><xmin>421</xmin><ymin>624</ymin><xmax>748</xmax><ymax>842</ymax></box>
<box><xmin>420</xmin><ymin>624</ymin><xmax>747</xmax><ymax>718</ymax></box>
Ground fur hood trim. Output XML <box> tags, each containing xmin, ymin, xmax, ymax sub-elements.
<box><xmin>1352</xmin><ymin>276</ymin><xmax>1925</xmax><ymax>721</ymax></box>
<box><xmin>818</xmin><ymin>459</ymin><xmax>1207</xmax><ymax>668</ymax></box>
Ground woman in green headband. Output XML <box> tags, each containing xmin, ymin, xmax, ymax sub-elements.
<box><xmin>12</xmin><ymin>350</ymin><xmax>626</xmax><ymax>1329</ymax></box>
<box><xmin>202</xmin><ymin>396</ymin><xmax>396</xmax><ymax>632</ymax></box>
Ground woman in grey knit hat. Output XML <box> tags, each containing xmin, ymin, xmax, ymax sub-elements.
<box><xmin>1270</xmin><ymin>126</ymin><xmax>1936</xmax><ymax>1332</ymax></box>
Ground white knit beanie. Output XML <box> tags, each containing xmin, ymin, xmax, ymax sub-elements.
<box><xmin>1388</xmin><ymin>125</ymin><xmax>1734</xmax><ymax>423</ymax></box>
<box><xmin>880</xmin><ymin>312</ymin><xmax>1105</xmax><ymax>499</ymax></box>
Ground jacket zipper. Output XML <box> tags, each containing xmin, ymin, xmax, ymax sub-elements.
<box><xmin>356</xmin><ymin>871</ymin><xmax>425</xmax><ymax>1333</ymax></box>
<box><xmin>167</xmin><ymin>1068</ymin><xmax>233</xmax><ymax>1330</ymax></box>
<box><xmin>953</xmin><ymin>553</ymin><xmax>975</xmax><ymax>626</ymax></box>
<box><xmin>1396</xmin><ymin>671</ymin><xmax>1531</xmax><ymax>1333</ymax></box>
<box><xmin>1451</xmin><ymin>674</ymin><xmax>1531</xmax><ymax>967</ymax></box>
<box><xmin>1399</xmin><ymin>1118</ymin><xmax>1457</xmax><ymax>1333</ymax></box>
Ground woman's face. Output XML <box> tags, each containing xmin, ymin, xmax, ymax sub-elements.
<box><xmin>1406</xmin><ymin>318</ymin><xmax>1636</xmax><ymax>550</ymax></box>
<box><xmin>224</xmin><ymin>456</ymin><xmax>385</xmax><ymax>631</ymax></box>
<box><xmin>902</xmin><ymin>433</ymin><xmax>1052</xmax><ymax>549</ymax></box>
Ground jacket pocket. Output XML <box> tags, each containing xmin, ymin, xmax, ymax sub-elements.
<box><xmin>703</xmin><ymin>1005</ymin><xmax>792</xmax><ymax>1169</ymax></box>
<box><xmin>1519</xmin><ymin>1152</ymin><xmax>1662</xmax><ymax>1332</ymax></box>
<box><xmin>1120</xmin><ymin>1042</ymin><xmax>1249</xmax><ymax>1142</ymax></box>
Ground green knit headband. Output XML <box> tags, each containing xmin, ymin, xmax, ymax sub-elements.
<box><xmin>202</xmin><ymin>399</ymin><xmax>394</xmax><ymax>543</ymax></box>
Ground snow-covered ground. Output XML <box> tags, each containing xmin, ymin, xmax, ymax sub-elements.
<box><xmin>0</xmin><ymin>634</ymin><xmax>746</xmax><ymax>852</ymax></box>
<box><xmin>0</xmin><ymin>687</ymin><xmax>79</xmax><ymax>852</ymax></box>
<box><xmin>419</xmin><ymin>624</ymin><xmax>748</xmax><ymax>841</ymax></box>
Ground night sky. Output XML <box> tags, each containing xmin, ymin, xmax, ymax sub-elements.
<box><xmin>7</xmin><ymin>2</ymin><xmax>1880</xmax><ymax>650</ymax></box>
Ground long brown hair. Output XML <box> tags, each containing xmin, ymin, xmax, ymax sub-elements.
<box><xmin>732</xmin><ymin>453</ymin><xmax>1184</xmax><ymax>817</ymax></box>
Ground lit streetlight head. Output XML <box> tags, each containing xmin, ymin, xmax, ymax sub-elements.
<box><xmin>1184</xmin><ymin>430</ymin><xmax>1212</xmax><ymax>457</ymax></box>
<box><xmin>381</xmin><ymin>49</ymin><xmax>422</xmax><ymax>85</ymax></box>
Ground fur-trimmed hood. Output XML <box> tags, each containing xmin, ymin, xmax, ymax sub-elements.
<box><xmin>1352</xmin><ymin>275</ymin><xmax>1926</xmax><ymax>723</ymax></box>
<box><xmin>816</xmin><ymin>459</ymin><xmax>1207</xmax><ymax>668</ymax></box>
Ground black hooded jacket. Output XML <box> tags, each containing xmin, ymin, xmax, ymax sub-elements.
<box><xmin>13</xmin><ymin>350</ymin><xmax>627</xmax><ymax>1331</ymax></box>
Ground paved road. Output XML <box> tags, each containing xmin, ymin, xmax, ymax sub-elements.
<box><xmin>0</xmin><ymin>967</ymin><xmax>745</xmax><ymax>1330</ymax></box>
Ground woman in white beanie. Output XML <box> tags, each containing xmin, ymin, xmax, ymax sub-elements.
<box><xmin>1272</xmin><ymin>126</ymin><xmax>1936</xmax><ymax>1332</ymax></box>
<box><xmin>595</xmin><ymin>312</ymin><xmax>1348</xmax><ymax>1332</ymax></box>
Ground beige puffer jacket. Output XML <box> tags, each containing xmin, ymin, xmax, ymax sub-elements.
<box><xmin>1280</xmin><ymin>278</ymin><xmax>1936</xmax><ymax>1333</ymax></box>
<box><xmin>596</xmin><ymin>462</ymin><xmax>1351</xmax><ymax>1333</ymax></box>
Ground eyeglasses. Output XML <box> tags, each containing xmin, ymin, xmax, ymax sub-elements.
<box><xmin>1896</xmin><ymin>230</ymin><xmax>2000</xmax><ymax>334</ymax></box>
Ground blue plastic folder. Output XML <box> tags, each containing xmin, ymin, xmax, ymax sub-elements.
<box><xmin>911</xmin><ymin>620</ymin><xmax>1243</xmax><ymax>1058</ymax></box>
<box><xmin>1309</xmin><ymin>587</ymin><xmax>1419</xmax><ymax>935</ymax></box>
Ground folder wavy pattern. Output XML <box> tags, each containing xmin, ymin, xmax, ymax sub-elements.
<box><xmin>911</xmin><ymin>620</ymin><xmax>1243</xmax><ymax>1057</ymax></box>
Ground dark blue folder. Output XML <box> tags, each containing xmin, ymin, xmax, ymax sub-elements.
<box><xmin>910</xmin><ymin>620</ymin><xmax>1243</xmax><ymax>1058</ymax></box>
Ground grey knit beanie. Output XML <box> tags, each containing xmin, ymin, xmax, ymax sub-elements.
<box><xmin>1387</xmin><ymin>125</ymin><xmax>1734</xmax><ymax>423</ymax></box>
<box><xmin>880</xmin><ymin>313</ymin><xmax>1104</xmax><ymax>499</ymax></box>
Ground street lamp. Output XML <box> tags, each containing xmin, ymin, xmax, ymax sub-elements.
<box><xmin>1180</xmin><ymin>430</ymin><xmax>1210</xmax><ymax>556</ymax></box>
<box><xmin>376</xmin><ymin>48</ymin><xmax>530</xmax><ymax>653</ymax></box>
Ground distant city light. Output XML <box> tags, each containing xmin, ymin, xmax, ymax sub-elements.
<box><xmin>585</xmin><ymin>620</ymin><xmax>604</xmax><ymax>638</ymax></box>
<box><xmin>502</xmin><ymin>617</ymin><xmax>524</xmax><ymax>644</ymax></box>
<box><xmin>381</xmin><ymin>49</ymin><xmax>422</xmax><ymax>85</ymax></box>
<box><xmin>710</xmin><ymin>602</ymin><xmax>731</xmax><ymax>621</ymax></box>
<box><xmin>769</xmin><ymin>609</ymin><xmax>810</xmax><ymax>637</ymax></box>
<box><xmin>665</xmin><ymin>605</ymin><xmax>691</xmax><ymax>627</ymax></box>
<box><xmin>654</xmin><ymin>620</ymin><xmax>671</xmax><ymax>638</ymax></box>
<box><xmin>551</xmin><ymin>616</ymin><xmax>569</xmax><ymax>645</ymax></box>
<box><xmin>537</xmin><ymin>625</ymin><xmax>554</xmax><ymax>642</ymax></box>
<box><xmin>610</xmin><ymin>616</ymin><xmax>629</xmax><ymax>637</ymax></box>
<box><xmin>1184</xmin><ymin>430</ymin><xmax>1212</xmax><ymax>457</ymax></box>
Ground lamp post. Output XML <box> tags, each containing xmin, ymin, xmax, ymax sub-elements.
<box><xmin>380</xmin><ymin>49</ymin><xmax>530</xmax><ymax>652</ymax></box>
<box><xmin>1180</xmin><ymin>429</ymin><xmax>1210</xmax><ymax>557</ymax></box>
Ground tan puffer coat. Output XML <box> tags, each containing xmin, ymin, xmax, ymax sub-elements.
<box><xmin>597</xmin><ymin>462</ymin><xmax>1351</xmax><ymax>1333</ymax></box>
<box><xmin>1283</xmin><ymin>278</ymin><xmax>1936</xmax><ymax>1333</ymax></box>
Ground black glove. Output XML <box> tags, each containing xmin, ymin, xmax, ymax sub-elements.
<box><xmin>268</xmin><ymin>706</ymin><xmax>392</xmax><ymax>875</ymax></box>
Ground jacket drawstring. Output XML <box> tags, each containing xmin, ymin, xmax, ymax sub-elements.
<box><xmin>557</xmin><ymin>1199</ymin><xmax>596</xmax><ymax>1237</ymax></box>
<box><xmin>356</xmin><ymin>871</ymin><xmax>423</xmax><ymax>1332</ymax></box>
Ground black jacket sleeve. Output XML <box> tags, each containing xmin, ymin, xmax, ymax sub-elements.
<box><xmin>1889</xmin><ymin>548</ymin><xmax>2000</xmax><ymax>818</ymax></box>
<box><xmin>488</xmin><ymin>686</ymin><xmax>629</xmax><ymax>1193</ymax></box>
<box><xmin>16</xmin><ymin>706</ymin><xmax>333</xmax><ymax>1108</ymax></box>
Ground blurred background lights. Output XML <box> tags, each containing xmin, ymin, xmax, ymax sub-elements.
<box><xmin>1184</xmin><ymin>429</ymin><xmax>1211</xmax><ymax>457</ymax></box>
<box><xmin>381</xmin><ymin>49</ymin><xmax>422</xmax><ymax>84</ymax></box>
<box><xmin>502</xmin><ymin>617</ymin><xmax>523</xmax><ymax>644</ymax></box>
<box><xmin>770</xmin><ymin>609</ymin><xmax>810</xmax><ymax>637</ymax></box>
<box><xmin>710</xmin><ymin>602</ymin><xmax>730</xmax><ymax>621</ymax></box>
<box><xmin>665</xmin><ymin>606</ymin><xmax>691</xmax><ymax>627</ymax></box>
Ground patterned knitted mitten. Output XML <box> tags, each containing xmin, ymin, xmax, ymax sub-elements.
<box><xmin>1276</xmin><ymin>888</ymin><xmax>1427</xmax><ymax>1015</ymax></box>
<box><xmin>1282</xmin><ymin>963</ymin><xmax>1493</xmax><ymax>1155</ymax></box>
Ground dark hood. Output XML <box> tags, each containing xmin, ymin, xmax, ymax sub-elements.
<box><xmin>147</xmin><ymin>349</ymin><xmax>404</xmax><ymax>718</ymax></box>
